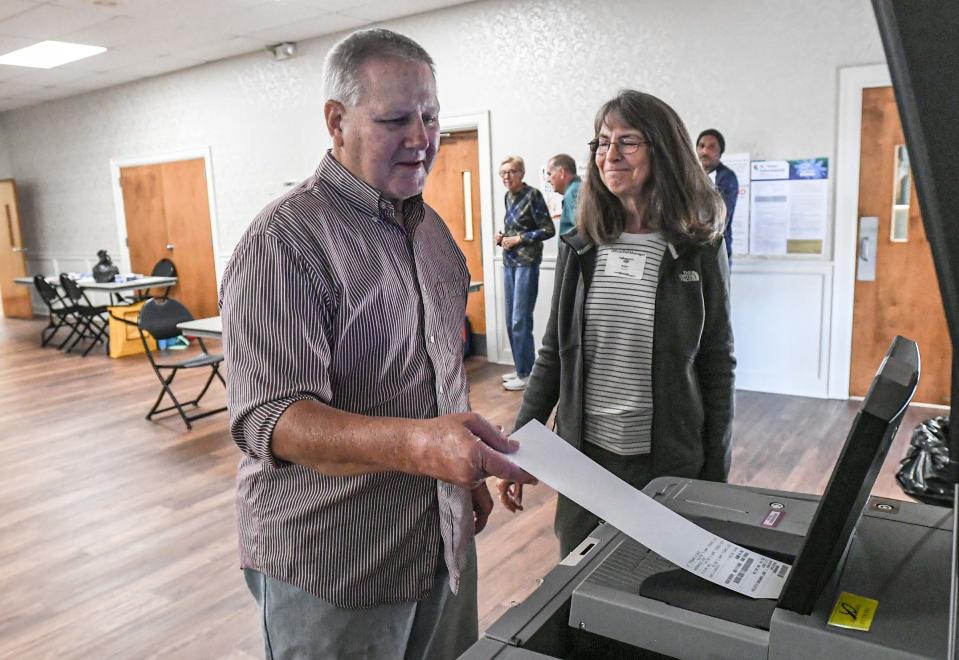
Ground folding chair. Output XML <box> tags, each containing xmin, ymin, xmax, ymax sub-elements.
<box><xmin>145</xmin><ymin>258</ymin><xmax>177</xmax><ymax>299</ymax></box>
<box><xmin>59</xmin><ymin>274</ymin><xmax>110</xmax><ymax>357</ymax></box>
<box><xmin>118</xmin><ymin>258</ymin><xmax>178</xmax><ymax>303</ymax></box>
<box><xmin>137</xmin><ymin>297</ymin><xmax>226</xmax><ymax>430</ymax></box>
<box><xmin>33</xmin><ymin>274</ymin><xmax>79</xmax><ymax>348</ymax></box>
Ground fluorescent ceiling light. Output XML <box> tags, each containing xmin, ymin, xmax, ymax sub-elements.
<box><xmin>0</xmin><ymin>40</ymin><xmax>106</xmax><ymax>69</ymax></box>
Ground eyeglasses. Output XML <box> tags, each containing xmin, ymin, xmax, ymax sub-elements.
<box><xmin>588</xmin><ymin>137</ymin><xmax>651</xmax><ymax>155</ymax></box>
<box><xmin>499</xmin><ymin>169</ymin><xmax>521</xmax><ymax>177</ymax></box>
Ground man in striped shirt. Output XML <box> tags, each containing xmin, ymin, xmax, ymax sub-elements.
<box><xmin>220</xmin><ymin>29</ymin><xmax>535</xmax><ymax>659</ymax></box>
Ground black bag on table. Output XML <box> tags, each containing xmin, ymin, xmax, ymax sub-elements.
<box><xmin>896</xmin><ymin>416</ymin><xmax>952</xmax><ymax>506</ymax></box>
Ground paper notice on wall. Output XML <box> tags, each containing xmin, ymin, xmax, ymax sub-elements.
<box><xmin>749</xmin><ymin>158</ymin><xmax>828</xmax><ymax>255</ymax></box>
<box><xmin>721</xmin><ymin>152</ymin><xmax>750</xmax><ymax>256</ymax></box>
<box><xmin>750</xmin><ymin>179</ymin><xmax>789</xmax><ymax>255</ymax></box>
<box><xmin>509</xmin><ymin>421</ymin><xmax>791</xmax><ymax>599</ymax></box>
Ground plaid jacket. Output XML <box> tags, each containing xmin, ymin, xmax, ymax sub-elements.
<box><xmin>502</xmin><ymin>184</ymin><xmax>555</xmax><ymax>266</ymax></box>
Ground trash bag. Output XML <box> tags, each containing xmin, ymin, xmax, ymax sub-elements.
<box><xmin>896</xmin><ymin>416</ymin><xmax>953</xmax><ymax>506</ymax></box>
<box><xmin>93</xmin><ymin>249</ymin><xmax>120</xmax><ymax>283</ymax></box>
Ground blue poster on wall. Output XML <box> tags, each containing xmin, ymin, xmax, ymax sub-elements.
<box><xmin>789</xmin><ymin>158</ymin><xmax>829</xmax><ymax>180</ymax></box>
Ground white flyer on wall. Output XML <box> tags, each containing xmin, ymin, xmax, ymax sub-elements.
<box><xmin>749</xmin><ymin>158</ymin><xmax>829</xmax><ymax>255</ymax></box>
<box><xmin>509</xmin><ymin>420</ymin><xmax>791</xmax><ymax>599</ymax></box>
<box><xmin>750</xmin><ymin>179</ymin><xmax>789</xmax><ymax>255</ymax></box>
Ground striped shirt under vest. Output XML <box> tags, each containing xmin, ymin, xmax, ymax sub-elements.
<box><xmin>219</xmin><ymin>151</ymin><xmax>472</xmax><ymax>608</ymax></box>
<box><xmin>583</xmin><ymin>232</ymin><xmax>667</xmax><ymax>455</ymax></box>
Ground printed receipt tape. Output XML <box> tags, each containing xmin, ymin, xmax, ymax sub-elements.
<box><xmin>509</xmin><ymin>420</ymin><xmax>790</xmax><ymax>599</ymax></box>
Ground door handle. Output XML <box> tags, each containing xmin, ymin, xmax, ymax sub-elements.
<box><xmin>857</xmin><ymin>216</ymin><xmax>878</xmax><ymax>281</ymax></box>
<box><xmin>13</xmin><ymin>246</ymin><xmax>27</xmax><ymax>253</ymax></box>
<box><xmin>166</xmin><ymin>243</ymin><xmax>175</xmax><ymax>250</ymax></box>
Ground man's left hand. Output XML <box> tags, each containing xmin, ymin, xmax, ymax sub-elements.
<box><xmin>472</xmin><ymin>481</ymin><xmax>494</xmax><ymax>534</ymax></box>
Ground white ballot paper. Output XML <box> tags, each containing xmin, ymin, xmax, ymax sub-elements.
<box><xmin>510</xmin><ymin>421</ymin><xmax>791</xmax><ymax>599</ymax></box>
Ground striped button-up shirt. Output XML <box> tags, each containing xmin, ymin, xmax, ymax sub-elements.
<box><xmin>219</xmin><ymin>151</ymin><xmax>472</xmax><ymax>608</ymax></box>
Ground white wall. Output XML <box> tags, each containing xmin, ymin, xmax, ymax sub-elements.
<box><xmin>0</xmin><ymin>0</ymin><xmax>887</xmax><ymax>397</ymax></box>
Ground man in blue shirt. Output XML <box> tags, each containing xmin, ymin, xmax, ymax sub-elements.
<box><xmin>547</xmin><ymin>154</ymin><xmax>581</xmax><ymax>235</ymax></box>
<box><xmin>696</xmin><ymin>129</ymin><xmax>738</xmax><ymax>263</ymax></box>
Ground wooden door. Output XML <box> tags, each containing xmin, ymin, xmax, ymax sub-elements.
<box><xmin>423</xmin><ymin>130</ymin><xmax>486</xmax><ymax>350</ymax></box>
<box><xmin>850</xmin><ymin>86</ymin><xmax>951</xmax><ymax>404</ymax></box>
<box><xmin>0</xmin><ymin>179</ymin><xmax>32</xmax><ymax>318</ymax></box>
<box><xmin>119</xmin><ymin>158</ymin><xmax>218</xmax><ymax>319</ymax></box>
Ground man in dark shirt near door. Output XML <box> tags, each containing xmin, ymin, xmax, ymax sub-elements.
<box><xmin>697</xmin><ymin>128</ymin><xmax>739</xmax><ymax>263</ymax></box>
<box><xmin>220</xmin><ymin>28</ymin><xmax>535</xmax><ymax>660</ymax></box>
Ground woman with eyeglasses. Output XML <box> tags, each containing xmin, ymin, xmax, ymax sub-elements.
<box><xmin>498</xmin><ymin>90</ymin><xmax>735</xmax><ymax>557</ymax></box>
<box><xmin>495</xmin><ymin>156</ymin><xmax>556</xmax><ymax>392</ymax></box>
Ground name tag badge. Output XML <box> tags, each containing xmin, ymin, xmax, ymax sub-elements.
<box><xmin>605</xmin><ymin>250</ymin><xmax>646</xmax><ymax>280</ymax></box>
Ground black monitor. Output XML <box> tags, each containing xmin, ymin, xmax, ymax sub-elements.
<box><xmin>777</xmin><ymin>335</ymin><xmax>920</xmax><ymax>614</ymax></box>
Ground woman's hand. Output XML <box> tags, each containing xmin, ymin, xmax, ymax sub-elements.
<box><xmin>496</xmin><ymin>478</ymin><xmax>525</xmax><ymax>512</ymax></box>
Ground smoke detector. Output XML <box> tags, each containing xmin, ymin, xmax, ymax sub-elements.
<box><xmin>268</xmin><ymin>42</ymin><xmax>296</xmax><ymax>61</ymax></box>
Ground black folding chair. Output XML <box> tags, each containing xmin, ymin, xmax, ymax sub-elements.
<box><xmin>147</xmin><ymin>258</ymin><xmax>176</xmax><ymax>298</ymax></box>
<box><xmin>33</xmin><ymin>274</ymin><xmax>79</xmax><ymax>348</ymax></box>
<box><xmin>121</xmin><ymin>258</ymin><xmax>177</xmax><ymax>303</ymax></box>
<box><xmin>58</xmin><ymin>274</ymin><xmax>110</xmax><ymax>356</ymax></box>
<box><xmin>137</xmin><ymin>297</ymin><xmax>226</xmax><ymax>430</ymax></box>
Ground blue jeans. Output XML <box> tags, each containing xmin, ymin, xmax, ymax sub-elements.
<box><xmin>503</xmin><ymin>262</ymin><xmax>539</xmax><ymax>378</ymax></box>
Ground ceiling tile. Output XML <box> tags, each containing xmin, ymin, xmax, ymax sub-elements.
<box><xmin>0</xmin><ymin>0</ymin><xmax>476</xmax><ymax>113</ymax></box>
<box><xmin>210</xmin><ymin>2</ymin><xmax>332</xmax><ymax>35</ymax></box>
<box><xmin>0</xmin><ymin>63</ymin><xmax>31</xmax><ymax>82</ymax></box>
<box><xmin>0</xmin><ymin>98</ymin><xmax>27</xmax><ymax>111</ymax></box>
<box><xmin>48</xmin><ymin>0</ymin><xmax>257</xmax><ymax>18</ymax></box>
<box><xmin>21</xmin><ymin>85</ymin><xmax>78</xmax><ymax>99</ymax></box>
<box><xmin>119</xmin><ymin>19</ymin><xmax>237</xmax><ymax>56</ymax></box>
<box><xmin>281</xmin><ymin>0</ymin><xmax>376</xmax><ymax>12</ymax></box>
<box><xmin>0</xmin><ymin>76</ymin><xmax>44</xmax><ymax>93</ymax></box>
<box><xmin>9</xmin><ymin>62</ymin><xmax>100</xmax><ymax>86</ymax></box>
<box><xmin>176</xmin><ymin>36</ymin><xmax>272</xmax><ymax>63</ymax></box>
<box><xmin>341</xmin><ymin>0</ymin><xmax>468</xmax><ymax>22</ymax></box>
<box><xmin>0</xmin><ymin>3</ymin><xmax>114</xmax><ymax>40</ymax></box>
<box><xmin>46</xmin><ymin>0</ymin><xmax>134</xmax><ymax>17</ymax></box>
<box><xmin>111</xmin><ymin>53</ymin><xmax>207</xmax><ymax>79</ymax></box>
<box><xmin>0</xmin><ymin>33</ymin><xmax>31</xmax><ymax>54</ymax></box>
<box><xmin>242</xmin><ymin>11</ymin><xmax>368</xmax><ymax>43</ymax></box>
<box><xmin>52</xmin><ymin>46</ymin><xmax>150</xmax><ymax>73</ymax></box>
<box><xmin>0</xmin><ymin>0</ymin><xmax>37</xmax><ymax>22</ymax></box>
<box><xmin>77</xmin><ymin>65</ymin><xmax>148</xmax><ymax>88</ymax></box>
<box><xmin>59</xmin><ymin>15</ymin><xmax>141</xmax><ymax>48</ymax></box>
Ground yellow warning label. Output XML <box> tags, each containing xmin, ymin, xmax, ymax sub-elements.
<box><xmin>828</xmin><ymin>592</ymin><xmax>878</xmax><ymax>631</ymax></box>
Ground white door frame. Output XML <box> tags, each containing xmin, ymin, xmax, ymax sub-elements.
<box><xmin>109</xmin><ymin>146</ymin><xmax>222</xmax><ymax>282</ymax></box>
<box><xmin>827</xmin><ymin>64</ymin><xmax>891</xmax><ymax>398</ymax></box>
<box><xmin>439</xmin><ymin>110</ymin><xmax>504</xmax><ymax>363</ymax></box>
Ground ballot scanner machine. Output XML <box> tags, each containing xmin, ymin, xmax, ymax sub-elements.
<box><xmin>462</xmin><ymin>338</ymin><xmax>950</xmax><ymax>659</ymax></box>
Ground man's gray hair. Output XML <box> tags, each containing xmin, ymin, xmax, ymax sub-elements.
<box><xmin>324</xmin><ymin>28</ymin><xmax>435</xmax><ymax>106</ymax></box>
<box><xmin>549</xmin><ymin>154</ymin><xmax>577</xmax><ymax>175</ymax></box>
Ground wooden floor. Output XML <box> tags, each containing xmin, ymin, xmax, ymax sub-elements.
<box><xmin>0</xmin><ymin>316</ymin><xmax>942</xmax><ymax>658</ymax></box>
